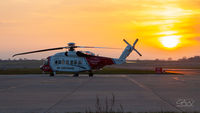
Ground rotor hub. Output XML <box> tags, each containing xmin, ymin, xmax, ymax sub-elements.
<box><xmin>68</xmin><ymin>42</ymin><xmax>75</xmax><ymax>47</ymax></box>
<box><xmin>68</xmin><ymin>42</ymin><xmax>76</xmax><ymax>51</ymax></box>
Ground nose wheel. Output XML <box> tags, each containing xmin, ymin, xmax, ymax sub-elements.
<box><xmin>50</xmin><ymin>72</ymin><xmax>54</xmax><ymax>77</ymax></box>
<box><xmin>49</xmin><ymin>72</ymin><xmax>56</xmax><ymax>77</ymax></box>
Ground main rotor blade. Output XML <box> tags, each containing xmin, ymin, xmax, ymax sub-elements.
<box><xmin>77</xmin><ymin>46</ymin><xmax>121</xmax><ymax>49</ymax></box>
<box><xmin>13</xmin><ymin>47</ymin><xmax>65</xmax><ymax>57</ymax></box>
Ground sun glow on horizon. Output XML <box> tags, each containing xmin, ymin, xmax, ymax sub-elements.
<box><xmin>0</xmin><ymin>0</ymin><xmax>199</xmax><ymax>60</ymax></box>
<box><xmin>159</xmin><ymin>35</ymin><xmax>181</xmax><ymax>48</ymax></box>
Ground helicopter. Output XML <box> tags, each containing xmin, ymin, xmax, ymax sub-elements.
<box><xmin>13</xmin><ymin>39</ymin><xmax>142</xmax><ymax>77</ymax></box>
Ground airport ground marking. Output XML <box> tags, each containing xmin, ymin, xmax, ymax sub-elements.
<box><xmin>43</xmin><ymin>77</ymin><xmax>93</xmax><ymax>113</ymax></box>
<box><xmin>124</xmin><ymin>75</ymin><xmax>184</xmax><ymax>112</ymax></box>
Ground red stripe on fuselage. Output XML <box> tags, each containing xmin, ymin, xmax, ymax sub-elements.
<box><xmin>86</xmin><ymin>56</ymin><xmax>114</xmax><ymax>69</ymax></box>
<box><xmin>40</xmin><ymin>57</ymin><xmax>53</xmax><ymax>72</ymax></box>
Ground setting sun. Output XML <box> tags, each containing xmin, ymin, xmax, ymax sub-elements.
<box><xmin>159</xmin><ymin>36</ymin><xmax>181</xmax><ymax>48</ymax></box>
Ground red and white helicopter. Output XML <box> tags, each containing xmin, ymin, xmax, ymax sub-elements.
<box><xmin>13</xmin><ymin>39</ymin><xmax>142</xmax><ymax>77</ymax></box>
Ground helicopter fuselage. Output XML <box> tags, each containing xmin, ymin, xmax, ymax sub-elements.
<box><xmin>40</xmin><ymin>51</ymin><xmax>115</xmax><ymax>73</ymax></box>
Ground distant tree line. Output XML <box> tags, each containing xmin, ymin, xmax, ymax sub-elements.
<box><xmin>178</xmin><ymin>56</ymin><xmax>200</xmax><ymax>62</ymax></box>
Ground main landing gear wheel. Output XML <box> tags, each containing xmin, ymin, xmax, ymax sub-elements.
<box><xmin>89</xmin><ymin>73</ymin><xmax>93</xmax><ymax>77</ymax></box>
<box><xmin>73</xmin><ymin>73</ymin><xmax>79</xmax><ymax>77</ymax></box>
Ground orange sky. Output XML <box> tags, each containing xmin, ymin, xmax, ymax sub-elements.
<box><xmin>0</xmin><ymin>0</ymin><xmax>200</xmax><ymax>60</ymax></box>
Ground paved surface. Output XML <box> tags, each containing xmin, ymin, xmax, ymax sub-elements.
<box><xmin>0</xmin><ymin>74</ymin><xmax>199</xmax><ymax>113</ymax></box>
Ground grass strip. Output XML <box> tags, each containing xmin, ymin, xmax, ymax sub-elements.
<box><xmin>0</xmin><ymin>67</ymin><xmax>175</xmax><ymax>75</ymax></box>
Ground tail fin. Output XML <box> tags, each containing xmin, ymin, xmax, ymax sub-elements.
<box><xmin>119</xmin><ymin>39</ymin><xmax>142</xmax><ymax>60</ymax></box>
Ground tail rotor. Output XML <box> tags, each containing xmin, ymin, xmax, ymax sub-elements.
<box><xmin>132</xmin><ymin>39</ymin><xmax>142</xmax><ymax>56</ymax></box>
<box><xmin>119</xmin><ymin>39</ymin><xmax>142</xmax><ymax>60</ymax></box>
